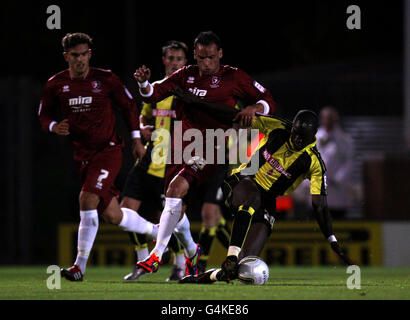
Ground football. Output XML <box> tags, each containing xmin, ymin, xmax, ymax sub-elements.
<box><xmin>237</xmin><ymin>256</ymin><xmax>269</xmax><ymax>285</ymax></box>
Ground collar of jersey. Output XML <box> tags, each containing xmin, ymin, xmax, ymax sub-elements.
<box><xmin>68</xmin><ymin>67</ymin><xmax>92</xmax><ymax>80</ymax></box>
<box><xmin>197</xmin><ymin>65</ymin><xmax>224</xmax><ymax>78</ymax></box>
<box><xmin>287</xmin><ymin>137</ymin><xmax>317</xmax><ymax>152</ymax></box>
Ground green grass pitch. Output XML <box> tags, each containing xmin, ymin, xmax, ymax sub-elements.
<box><xmin>0</xmin><ymin>266</ymin><xmax>409</xmax><ymax>300</ymax></box>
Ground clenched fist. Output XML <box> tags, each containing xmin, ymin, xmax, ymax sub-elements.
<box><xmin>134</xmin><ymin>65</ymin><xmax>151</xmax><ymax>83</ymax></box>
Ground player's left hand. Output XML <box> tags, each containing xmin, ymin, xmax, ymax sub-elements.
<box><xmin>233</xmin><ymin>105</ymin><xmax>259</xmax><ymax>127</ymax></box>
<box><xmin>132</xmin><ymin>138</ymin><xmax>146</xmax><ymax>161</ymax></box>
<box><xmin>330</xmin><ymin>241</ymin><xmax>354</xmax><ymax>266</ymax></box>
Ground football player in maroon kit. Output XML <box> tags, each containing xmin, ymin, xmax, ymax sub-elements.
<box><xmin>38</xmin><ymin>33</ymin><xmax>157</xmax><ymax>281</ymax></box>
<box><xmin>133</xmin><ymin>31</ymin><xmax>277</xmax><ymax>274</ymax></box>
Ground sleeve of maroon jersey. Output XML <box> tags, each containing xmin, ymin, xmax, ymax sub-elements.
<box><xmin>38</xmin><ymin>80</ymin><xmax>59</xmax><ymax>133</ymax></box>
<box><xmin>233</xmin><ymin>68</ymin><xmax>277</xmax><ymax>115</ymax></box>
<box><xmin>109</xmin><ymin>73</ymin><xmax>140</xmax><ymax>132</ymax></box>
<box><xmin>140</xmin><ymin>67</ymin><xmax>185</xmax><ymax>103</ymax></box>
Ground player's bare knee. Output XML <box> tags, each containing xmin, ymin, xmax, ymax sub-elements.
<box><xmin>202</xmin><ymin>212</ymin><xmax>216</xmax><ymax>228</ymax></box>
<box><xmin>166</xmin><ymin>183</ymin><xmax>187</xmax><ymax>198</ymax></box>
<box><xmin>201</xmin><ymin>205</ymin><xmax>220</xmax><ymax>228</ymax></box>
<box><xmin>101</xmin><ymin>212</ymin><xmax>114</xmax><ymax>224</ymax></box>
<box><xmin>101</xmin><ymin>209</ymin><xmax>121</xmax><ymax>225</ymax></box>
<box><xmin>102</xmin><ymin>197</ymin><xmax>122</xmax><ymax>225</ymax></box>
<box><xmin>120</xmin><ymin>197</ymin><xmax>141</xmax><ymax>212</ymax></box>
<box><xmin>79</xmin><ymin>191</ymin><xmax>100</xmax><ymax>210</ymax></box>
<box><xmin>166</xmin><ymin>175</ymin><xmax>189</xmax><ymax>198</ymax></box>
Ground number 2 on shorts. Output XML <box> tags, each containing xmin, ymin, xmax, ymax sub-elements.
<box><xmin>96</xmin><ymin>169</ymin><xmax>109</xmax><ymax>189</ymax></box>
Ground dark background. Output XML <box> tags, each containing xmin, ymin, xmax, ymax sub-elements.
<box><xmin>1</xmin><ymin>1</ymin><xmax>403</xmax><ymax>115</ymax></box>
<box><xmin>0</xmin><ymin>1</ymin><xmax>404</xmax><ymax>264</ymax></box>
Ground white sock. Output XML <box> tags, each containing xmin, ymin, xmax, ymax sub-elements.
<box><xmin>149</xmin><ymin>224</ymin><xmax>159</xmax><ymax>240</ymax></box>
<box><xmin>74</xmin><ymin>256</ymin><xmax>89</xmax><ymax>274</ymax></box>
<box><xmin>174</xmin><ymin>213</ymin><xmax>197</xmax><ymax>258</ymax></box>
<box><xmin>151</xmin><ymin>197</ymin><xmax>182</xmax><ymax>260</ymax></box>
<box><xmin>119</xmin><ymin>208</ymin><xmax>154</xmax><ymax>234</ymax></box>
<box><xmin>136</xmin><ymin>247</ymin><xmax>149</xmax><ymax>261</ymax></box>
<box><xmin>174</xmin><ymin>253</ymin><xmax>186</xmax><ymax>269</ymax></box>
<box><xmin>74</xmin><ymin>209</ymin><xmax>99</xmax><ymax>274</ymax></box>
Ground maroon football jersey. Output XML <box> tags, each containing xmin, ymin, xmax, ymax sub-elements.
<box><xmin>38</xmin><ymin>67</ymin><xmax>139</xmax><ymax>161</ymax></box>
<box><xmin>142</xmin><ymin>65</ymin><xmax>276</xmax><ymax>131</ymax></box>
<box><xmin>141</xmin><ymin>65</ymin><xmax>277</xmax><ymax>162</ymax></box>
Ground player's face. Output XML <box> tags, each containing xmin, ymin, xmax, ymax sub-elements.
<box><xmin>290</xmin><ymin>121</ymin><xmax>315</xmax><ymax>151</ymax></box>
<box><xmin>63</xmin><ymin>44</ymin><xmax>91</xmax><ymax>78</ymax></box>
<box><xmin>194</xmin><ymin>43</ymin><xmax>222</xmax><ymax>76</ymax></box>
<box><xmin>162</xmin><ymin>49</ymin><xmax>187</xmax><ymax>76</ymax></box>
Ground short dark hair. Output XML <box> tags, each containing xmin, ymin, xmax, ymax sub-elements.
<box><xmin>293</xmin><ymin>109</ymin><xmax>319</xmax><ymax>134</ymax></box>
<box><xmin>162</xmin><ymin>40</ymin><xmax>188</xmax><ymax>57</ymax></box>
<box><xmin>62</xmin><ymin>33</ymin><xmax>93</xmax><ymax>52</ymax></box>
<box><xmin>194</xmin><ymin>31</ymin><xmax>222</xmax><ymax>49</ymax></box>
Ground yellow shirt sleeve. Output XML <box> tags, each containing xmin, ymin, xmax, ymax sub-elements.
<box><xmin>309</xmin><ymin>156</ymin><xmax>327</xmax><ymax>195</ymax></box>
<box><xmin>141</xmin><ymin>103</ymin><xmax>153</xmax><ymax>119</ymax></box>
<box><xmin>251</xmin><ymin>115</ymin><xmax>288</xmax><ymax>136</ymax></box>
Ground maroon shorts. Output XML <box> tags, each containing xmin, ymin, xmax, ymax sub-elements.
<box><xmin>76</xmin><ymin>145</ymin><xmax>122</xmax><ymax>214</ymax></box>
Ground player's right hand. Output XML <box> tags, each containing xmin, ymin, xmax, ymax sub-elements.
<box><xmin>52</xmin><ymin>119</ymin><xmax>70</xmax><ymax>136</ymax></box>
<box><xmin>134</xmin><ymin>65</ymin><xmax>151</xmax><ymax>83</ymax></box>
<box><xmin>132</xmin><ymin>138</ymin><xmax>146</xmax><ymax>161</ymax></box>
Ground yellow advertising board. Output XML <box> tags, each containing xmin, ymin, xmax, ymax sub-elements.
<box><xmin>59</xmin><ymin>221</ymin><xmax>382</xmax><ymax>267</ymax></box>
<box><xmin>260</xmin><ymin>221</ymin><xmax>382</xmax><ymax>266</ymax></box>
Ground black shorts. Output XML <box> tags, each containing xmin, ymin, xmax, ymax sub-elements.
<box><xmin>199</xmin><ymin>163</ymin><xmax>229</xmax><ymax>204</ymax></box>
<box><xmin>122</xmin><ymin>163</ymin><xmax>164</xmax><ymax>212</ymax></box>
<box><xmin>222</xmin><ymin>173</ymin><xmax>276</xmax><ymax>235</ymax></box>
<box><xmin>184</xmin><ymin>164</ymin><xmax>229</xmax><ymax>219</ymax></box>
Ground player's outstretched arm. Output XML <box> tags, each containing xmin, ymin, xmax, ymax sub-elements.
<box><xmin>232</xmin><ymin>68</ymin><xmax>277</xmax><ymax>126</ymax></box>
<box><xmin>173</xmin><ymin>87</ymin><xmax>264</xmax><ymax>128</ymax></box>
<box><xmin>311</xmin><ymin>195</ymin><xmax>354</xmax><ymax>266</ymax></box>
<box><xmin>172</xmin><ymin>87</ymin><xmax>239</xmax><ymax>124</ymax></box>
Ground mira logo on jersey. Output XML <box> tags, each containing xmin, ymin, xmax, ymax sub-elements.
<box><xmin>188</xmin><ymin>87</ymin><xmax>207</xmax><ymax>97</ymax></box>
<box><xmin>68</xmin><ymin>96</ymin><xmax>93</xmax><ymax>113</ymax></box>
